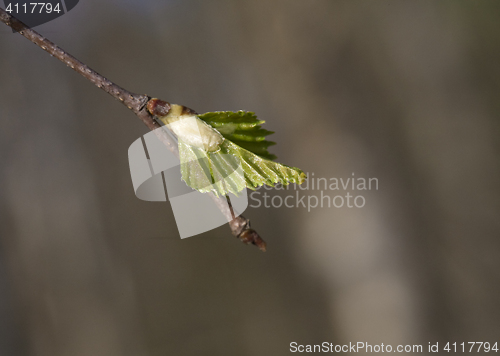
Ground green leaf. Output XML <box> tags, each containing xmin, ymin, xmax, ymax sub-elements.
<box><xmin>198</xmin><ymin>111</ymin><xmax>264</xmax><ymax>130</ymax></box>
<box><xmin>218</xmin><ymin>140</ymin><xmax>306</xmax><ymax>191</ymax></box>
<box><xmin>178</xmin><ymin>141</ymin><xmax>305</xmax><ymax>196</ymax></box>
<box><xmin>178</xmin><ymin>141</ymin><xmax>247</xmax><ymax>197</ymax></box>
<box><xmin>198</xmin><ymin>111</ymin><xmax>277</xmax><ymax>160</ymax></box>
<box><xmin>176</xmin><ymin>110</ymin><xmax>306</xmax><ymax>196</ymax></box>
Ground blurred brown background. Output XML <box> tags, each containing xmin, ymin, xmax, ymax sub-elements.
<box><xmin>1</xmin><ymin>1</ymin><xmax>499</xmax><ymax>355</ymax></box>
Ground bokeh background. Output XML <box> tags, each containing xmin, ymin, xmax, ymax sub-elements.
<box><xmin>1</xmin><ymin>1</ymin><xmax>499</xmax><ymax>355</ymax></box>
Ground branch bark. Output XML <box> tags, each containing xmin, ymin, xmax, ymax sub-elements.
<box><xmin>0</xmin><ymin>8</ymin><xmax>266</xmax><ymax>251</ymax></box>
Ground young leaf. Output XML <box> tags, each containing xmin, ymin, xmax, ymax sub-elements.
<box><xmin>178</xmin><ymin>140</ymin><xmax>247</xmax><ymax>197</ymax></box>
<box><xmin>216</xmin><ymin>140</ymin><xmax>306</xmax><ymax>191</ymax></box>
<box><xmin>149</xmin><ymin>102</ymin><xmax>306</xmax><ymax>196</ymax></box>
<box><xmin>198</xmin><ymin>111</ymin><xmax>277</xmax><ymax>160</ymax></box>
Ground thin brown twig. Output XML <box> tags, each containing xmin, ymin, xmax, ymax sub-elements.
<box><xmin>0</xmin><ymin>8</ymin><xmax>266</xmax><ymax>251</ymax></box>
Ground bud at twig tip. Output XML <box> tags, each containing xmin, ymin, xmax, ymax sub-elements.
<box><xmin>239</xmin><ymin>229</ymin><xmax>266</xmax><ymax>252</ymax></box>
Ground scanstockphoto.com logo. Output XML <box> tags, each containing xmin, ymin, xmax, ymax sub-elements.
<box><xmin>128</xmin><ymin>126</ymin><xmax>379</xmax><ymax>238</ymax></box>
<box><xmin>3</xmin><ymin>0</ymin><xmax>79</xmax><ymax>30</ymax></box>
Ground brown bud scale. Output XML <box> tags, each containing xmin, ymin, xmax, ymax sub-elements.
<box><xmin>239</xmin><ymin>229</ymin><xmax>267</xmax><ymax>252</ymax></box>
<box><xmin>147</xmin><ymin>98</ymin><xmax>171</xmax><ymax>117</ymax></box>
